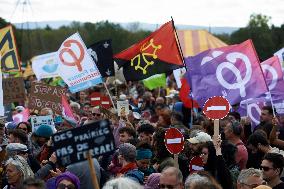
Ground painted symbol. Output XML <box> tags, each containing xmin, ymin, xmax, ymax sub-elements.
<box><xmin>247</xmin><ymin>103</ymin><xmax>262</xmax><ymax>126</ymax></box>
<box><xmin>59</xmin><ymin>39</ymin><xmax>84</xmax><ymax>71</ymax></box>
<box><xmin>216</xmin><ymin>52</ymin><xmax>252</xmax><ymax>97</ymax></box>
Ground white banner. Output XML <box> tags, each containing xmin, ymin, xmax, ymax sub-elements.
<box><xmin>173</xmin><ymin>68</ymin><xmax>186</xmax><ymax>88</ymax></box>
<box><xmin>30</xmin><ymin>115</ymin><xmax>55</xmax><ymax>132</ymax></box>
<box><xmin>56</xmin><ymin>33</ymin><xmax>102</xmax><ymax>93</ymax></box>
<box><xmin>32</xmin><ymin>52</ymin><xmax>59</xmax><ymax>80</ymax></box>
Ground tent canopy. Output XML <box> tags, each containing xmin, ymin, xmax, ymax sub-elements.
<box><xmin>177</xmin><ymin>30</ymin><xmax>227</xmax><ymax>57</ymax></box>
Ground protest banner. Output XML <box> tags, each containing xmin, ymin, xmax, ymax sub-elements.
<box><xmin>28</xmin><ymin>82</ymin><xmax>66</xmax><ymax>114</ymax></box>
<box><xmin>30</xmin><ymin>115</ymin><xmax>55</xmax><ymax>132</ymax></box>
<box><xmin>3</xmin><ymin>77</ymin><xmax>25</xmax><ymax>104</ymax></box>
<box><xmin>0</xmin><ymin>25</ymin><xmax>21</xmax><ymax>72</ymax></box>
<box><xmin>0</xmin><ymin>72</ymin><xmax>3</xmax><ymax>116</ymax></box>
<box><xmin>31</xmin><ymin>52</ymin><xmax>59</xmax><ymax>80</ymax></box>
<box><xmin>117</xmin><ymin>100</ymin><xmax>129</xmax><ymax>116</ymax></box>
<box><xmin>56</xmin><ymin>32</ymin><xmax>103</xmax><ymax>93</ymax></box>
<box><xmin>52</xmin><ymin>119</ymin><xmax>115</xmax><ymax>167</ymax></box>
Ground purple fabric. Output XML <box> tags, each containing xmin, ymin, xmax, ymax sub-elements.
<box><xmin>239</xmin><ymin>100</ymin><xmax>265</xmax><ymax>128</ymax></box>
<box><xmin>185</xmin><ymin>40</ymin><xmax>268</xmax><ymax>107</ymax></box>
<box><xmin>55</xmin><ymin>171</ymin><xmax>80</xmax><ymax>189</ymax></box>
<box><xmin>144</xmin><ymin>173</ymin><xmax>161</xmax><ymax>189</ymax></box>
<box><xmin>259</xmin><ymin>56</ymin><xmax>284</xmax><ymax>102</ymax></box>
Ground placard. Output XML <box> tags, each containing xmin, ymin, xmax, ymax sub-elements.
<box><xmin>3</xmin><ymin>77</ymin><xmax>25</xmax><ymax>104</ymax></box>
<box><xmin>28</xmin><ymin>82</ymin><xmax>66</xmax><ymax>114</ymax></box>
<box><xmin>52</xmin><ymin>119</ymin><xmax>115</xmax><ymax>166</ymax></box>
<box><xmin>30</xmin><ymin>115</ymin><xmax>55</xmax><ymax>132</ymax></box>
<box><xmin>117</xmin><ymin>100</ymin><xmax>129</xmax><ymax>116</ymax></box>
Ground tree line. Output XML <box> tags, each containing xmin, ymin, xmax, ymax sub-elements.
<box><xmin>0</xmin><ymin>14</ymin><xmax>283</xmax><ymax>63</ymax></box>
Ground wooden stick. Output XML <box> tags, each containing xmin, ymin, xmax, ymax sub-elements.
<box><xmin>214</xmin><ymin>119</ymin><xmax>220</xmax><ymax>137</ymax></box>
<box><xmin>87</xmin><ymin>151</ymin><xmax>100</xmax><ymax>189</ymax></box>
<box><xmin>103</xmin><ymin>82</ymin><xmax>116</xmax><ymax>111</ymax></box>
<box><xmin>174</xmin><ymin>154</ymin><xmax>179</xmax><ymax>169</ymax></box>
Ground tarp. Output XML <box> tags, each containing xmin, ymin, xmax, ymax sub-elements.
<box><xmin>177</xmin><ymin>30</ymin><xmax>227</xmax><ymax>57</ymax></box>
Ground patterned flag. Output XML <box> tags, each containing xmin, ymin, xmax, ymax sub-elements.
<box><xmin>88</xmin><ymin>39</ymin><xmax>114</xmax><ymax>78</ymax></box>
<box><xmin>114</xmin><ymin>21</ymin><xmax>183</xmax><ymax>81</ymax></box>
<box><xmin>0</xmin><ymin>25</ymin><xmax>21</xmax><ymax>72</ymax></box>
<box><xmin>274</xmin><ymin>47</ymin><xmax>284</xmax><ymax>67</ymax></box>
<box><xmin>12</xmin><ymin>108</ymin><xmax>30</xmax><ymax>124</ymax></box>
<box><xmin>56</xmin><ymin>32</ymin><xmax>103</xmax><ymax>93</ymax></box>
<box><xmin>179</xmin><ymin>76</ymin><xmax>199</xmax><ymax>108</ymax></box>
<box><xmin>62</xmin><ymin>95</ymin><xmax>76</xmax><ymax>122</ymax></box>
<box><xmin>186</xmin><ymin>40</ymin><xmax>268</xmax><ymax>107</ymax></box>
<box><xmin>260</xmin><ymin>56</ymin><xmax>284</xmax><ymax>101</ymax></box>
<box><xmin>239</xmin><ymin>101</ymin><xmax>265</xmax><ymax>128</ymax></box>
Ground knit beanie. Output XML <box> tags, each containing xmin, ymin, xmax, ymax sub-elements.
<box><xmin>144</xmin><ymin>173</ymin><xmax>161</xmax><ymax>189</ymax></box>
<box><xmin>35</xmin><ymin>124</ymin><xmax>53</xmax><ymax>138</ymax></box>
<box><xmin>55</xmin><ymin>171</ymin><xmax>80</xmax><ymax>189</ymax></box>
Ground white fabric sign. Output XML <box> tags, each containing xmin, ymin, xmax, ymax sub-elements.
<box><xmin>56</xmin><ymin>33</ymin><xmax>102</xmax><ymax>93</ymax></box>
<box><xmin>32</xmin><ymin>52</ymin><xmax>59</xmax><ymax>80</ymax></box>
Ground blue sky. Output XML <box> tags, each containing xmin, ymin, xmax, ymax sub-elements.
<box><xmin>0</xmin><ymin>0</ymin><xmax>283</xmax><ymax>27</ymax></box>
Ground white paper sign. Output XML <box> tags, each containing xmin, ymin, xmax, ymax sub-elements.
<box><xmin>117</xmin><ymin>100</ymin><xmax>129</xmax><ymax>116</ymax></box>
<box><xmin>32</xmin><ymin>52</ymin><xmax>59</xmax><ymax>80</ymax></box>
<box><xmin>56</xmin><ymin>33</ymin><xmax>102</xmax><ymax>93</ymax></box>
<box><xmin>173</xmin><ymin>68</ymin><xmax>186</xmax><ymax>88</ymax></box>
<box><xmin>30</xmin><ymin>115</ymin><xmax>55</xmax><ymax>132</ymax></box>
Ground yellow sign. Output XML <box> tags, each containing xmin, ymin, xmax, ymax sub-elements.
<box><xmin>131</xmin><ymin>39</ymin><xmax>161</xmax><ymax>75</ymax></box>
<box><xmin>0</xmin><ymin>25</ymin><xmax>21</xmax><ymax>72</ymax></box>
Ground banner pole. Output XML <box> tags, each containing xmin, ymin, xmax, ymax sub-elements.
<box><xmin>103</xmin><ymin>82</ymin><xmax>116</xmax><ymax>111</ymax></box>
<box><xmin>87</xmin><ymin>151</ymin><xmax>100</xmax><ymax>189</ymax></box>
<box><xmin>214</xmin><ymin>119</ymin><xmax>219</xmax><ymax>137</ymax></box>
<box><xmin>268</xmin><ymin>91</ymin><xmax>276</xmax><ymax>117</ymax></box>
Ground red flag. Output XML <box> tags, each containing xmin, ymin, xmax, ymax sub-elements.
<box><xmin>114</xmin><ymin>21</ymin><xmax>183</xmax><ymax>81</ymax></box>
<box><xmin>179</xmin><ymin>77</ymin><xmax>199</xmax><ymax>108</ymax></box>
<box><xmin>12</xmin><ymin>108</ymin><xmax>30</xmax><ymax>124</ymax></box>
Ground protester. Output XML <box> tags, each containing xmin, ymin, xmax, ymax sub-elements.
<box><xmin>103</xmin><ymin>177</ymin><xmax>143</xmax><ymax>189</ymax></box>
<box><xmin>55</xmin><ymin>171</ymin><xmax>80</xmax><ymax>189</ymax></box>
<box><xmin>237</xmin><ymin>168</ymin><xmax>264</xmax><ymax>189</ymax></box>
<box><xmin>144</xmin><ymin>173</ymin><xmax>161</xmax><ymax>189</ymax></box>
<box><xmin>159</xmin><ymin>167</ymin><xmax>184</xmax><ymax>189</ymax></box>
<box><xmin>19</xmin><ymin>178</ymin><xmax>46</xmax><ymax>189</ymax></box>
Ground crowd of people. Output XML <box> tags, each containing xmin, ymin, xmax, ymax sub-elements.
<box><xmin>0</xmin><ymin>75</ymin><xmax>284</xmax><ymax>189</ymax></box>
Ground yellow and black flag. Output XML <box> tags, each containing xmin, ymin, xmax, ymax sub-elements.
<box><xmin>114</xmin><ymin>21</ymin><xmax>183</xmax><ymax>81</ymax></box>
<box><xmin>0</xmin><ymin>25</ymin><xmax>21</xmax><ymax>72</ymax></box>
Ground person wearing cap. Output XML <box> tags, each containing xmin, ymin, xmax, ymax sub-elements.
<box><xmin>144</xmin><ymin>173</ymin><xmax>161</xmax><ymax>189</ymax></box>
<box><xmin>28</xmin><ymin>124</ymin><xmax>53</xmax><ymax>159</ymax></box>
<box><xmin>117</xmin><ymin>143</ymin><xmax>144</xmax><ymax>185</ymax></box>
<box><xmin>136</xmin><ymin>142</ymin><xmax>155</xmax><ymax>177</ymax></box>
<box><xmin>55</xmin><ymin>171</ymin><xmax>80</xmax><ymax>189</ymax></box>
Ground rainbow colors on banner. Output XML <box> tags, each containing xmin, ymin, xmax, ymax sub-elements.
<box><xmin>0</xmin><ymin>25</ymin><xmax>21</xmax><ymax>72</ymax></box>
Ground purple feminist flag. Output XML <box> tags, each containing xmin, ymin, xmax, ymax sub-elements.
<box><xmin>185</xmin><ymin>40</ymin><xmax>268</xmax><ymax>107</ymax></box>
<box><xmin>260</xmin><ymin>56</ymin><xmax>284</xmax><ymax>101</ymax></box>
<box><xmin>239</xmin><ymin>100</ymin><xmax>265</xmax><ymax>128</ymax></box>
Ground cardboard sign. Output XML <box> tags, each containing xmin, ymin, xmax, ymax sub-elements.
<box><xmin>30</xmin><ymin>115</ymin><xmax>55</xmax><ymax>132</ymax></box>
<box><xmin>117</xmin><ymin>100</ymin><xmax>129</xmax><ymax>116</ymax></box>
<box><xmin>52</xmin><ymin>119</ymin><xmax>115</xmax><ymax>166</ymax></box>
<box><xmin>3</xmin><ymin>77</ymin><xmax>25</xmax><ymax>104</ymax></box>
<box><xmin>28</xmin><ymin>82</ymin><xmax>66</xmax><ymax>114</ymax></box>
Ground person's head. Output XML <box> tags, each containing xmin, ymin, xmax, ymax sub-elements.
<box><xmin>70</xmin><ymin>102</ymin><xmax>81</xmax><ymax>114</ymax></box>
<box><xmin>92</xmin><ymin>107</ymin><xmax>102</xmax><ymax>121</ymax></box>
<box><xmin>33</xmin><ymin>125</ymin><xmax>53</xmax><ymax>146</ymax></box>
<box><xmin>261</xmin><ymin>153</ymin><xmax>284</xmax><ymax>182</ymax></box>
<box><xmin>144</xmin><ymin>173</ymin><xmax>161</xmax><ymax>189</ymax></box>
<box><xmin>137</xmin><ymin>124</ymin><xmax>155</xmax><ymax>144</ymax></box>
<box><xmin>156</xmin><ymin>97</ymin><xmax>165</xmax><ymax>105</ymax></box>
<box><xmin>187</xmin><ymin>132</ymin><xmax>212</xmax><ymax>155</ymax></box>
<box><xmin>200</xmin><ymin>141</ymin><xmax>216</xmax><ymax>167</ymax></box>
<box><xmin>223</xmin><ymin>120</ymin><xmax>243</xmax><ymax>140</ymax></box>
<box><xmin>136</xmin><ymin>142</ymin><xmax>153</xmax><ymax>171</ymax></box>
<box><xmin>40</xmin><ymin>108</ymin><xmax>53</xmax><ymax>116</ymax></box>
<box><xmin>55</xmin><ymin>171</ymin><xmax>80</xmax><ymax>189</ymax></box>
<box><xmin>185</xmin><ymin>171</ymin><xmax>222</xmax><ymax>189</ymax></box>
<box><xmin>152</xmin><ymin>128</ymin><xmax>172</xmax><ymax>161</ymax></box>
<box><xmin>227</xmin><ymin>111</ymin><xmax>241</xmax><ymax>122</ymax></box>
<box><xmin>5</xmin><ymin>155</ymin><xmax>34</xmax><ymax>186</ymax></box>
<box><xmin>19</xmin><ymin>178</ymin><xmax>46</xmax><ymax>189</ymax></box>
<box><xmin>102</xmin><ymin>177</ymin><xmax>143</xmax><ymax>189</ymax></box>
<box><xmin>247</xmin><ymin>132</ymin><xmax>269</xmax><ymax>154</ymax></box>
<box><xmin>171</xmin><ymin>111</ymin><xmax>184</xmax><ymax>125</ymax></box>
<box><xmin>260</xmin><ymin>106</ymin><xmax>273</xmax><ymax>123</ymax></box>
<box><xmin>6</xmin><ymin>143</ymin><xmax>29</xmax><ymax>158</ymax></box>
<box><xmin>118</xmin><ymin>143</ymin><xmax>136</xmax><ymax>165</ymax></box>
<box><xmin>159</xmin><ymin>167</ymin><xmax>184</xmax><ymax>189</ymax></box>
<box><xmin>154</xmin><ymin>104</ymin><xmax>166</xmax><ymax>116</ymax></box>
<box><xmin>79</xmin><ymin>91</ymin><xmax>88</xmax><ymax>101</ymax></box>
<box><xmin>237</xmin><ymin>168</ymin><xmax>264</xmax><ymax>189</ymax></box>
<box><xmin>17</xmin><ymin>122</ymin><xmax>31</xmax><ymax>134</ymax></box>
<box><xmin>82</xmin><ymin>103</ymin><xmax>91</xmax><ymax>114</ymax></box>
<box><xmin>157</xmin><ymin>109</ymin><xmax>172</xmax><ymax>128</ymax></box>
<box><xmin>8</xmin><ymin>129</ymin><xmax>28</xmax><ymax>145</ymax></box>
<box><xmin>118</xmin><ymin>127</ymin><xmax>136</xmax><ymax>144</ymax></box>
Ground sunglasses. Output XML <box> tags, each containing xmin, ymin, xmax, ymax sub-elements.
<box><xmin>19</xmin><ymin>127</ymin><xmax>27</xmax><ymax>131</ymax></box>
<box><xmin>57</xmin><ymin>183</ymin><xmax>76</xmax><ymax>189</ymax></box>
<box><xmin>260</xmin><ymin>166</ymin><xmax>274</xmax><ymax>171</ymax></box>
<box><xmin>93</xmin><ymin>113</ymin><xmax>101</xmax><ymax>116</ymax></box>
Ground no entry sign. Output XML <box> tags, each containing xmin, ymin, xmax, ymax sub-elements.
<box><xmin>203</xmin><ymin>96</ymin><xmax>230</xmax><ymax>120</ymax></box>
<box><xmin>165</xmin><ymin>128</ymin><xmax>184</xmax><ymax>154</ymax></box>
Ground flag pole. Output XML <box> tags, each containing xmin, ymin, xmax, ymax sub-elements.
<box><xmin>268</xmin><ymin>91</ymin><xmax>276</xmax><ymax>117</ymax></box>
<box><xmin>103</xmin><ymin>82</ymin><xmax>116</xmax><ymax>111</ymax></box>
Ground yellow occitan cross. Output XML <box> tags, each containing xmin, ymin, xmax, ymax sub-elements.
<box><xmin>131</xmin><ymin>39</ymin><xmax>162</xmax><ymax>75</ymax></box>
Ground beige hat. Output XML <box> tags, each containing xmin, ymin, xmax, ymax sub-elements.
<box><xmin>187</xmin><ymin>132</ymin><xmax>212</xmax><ymax>144</ymax></box>
<box><xmin>253</xmin><ymin>185</ymin><xmax>271</xmax><ymax>189</ymax></box>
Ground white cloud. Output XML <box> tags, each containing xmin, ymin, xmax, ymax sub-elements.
<box><xmin>0</xmin><ymin>0</ymin><xmax>283</xmax><ymax>27</ymax></box>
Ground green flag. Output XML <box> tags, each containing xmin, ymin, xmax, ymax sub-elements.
<box><xmin>143</xmin><ymin>73</ymin><xmax>166</xmax><ymax>90</ymax></box>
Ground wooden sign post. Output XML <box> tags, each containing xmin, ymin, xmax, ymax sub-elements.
<box><xmin>87</xmin><ymin>151</ymin><xmax>100</xmax><ymax>189</ymax></box>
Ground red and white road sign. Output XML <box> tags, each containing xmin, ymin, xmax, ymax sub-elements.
<box><xmin>164</xmin><ymin>128</ymin><xmax>185</xmax><ymax>154</ymax></box>
<box><xmin>90</xmin><ymin>92</ymin><xmax>111</xmax><ymax>109</ymax></box>
<box><xmin>203</xmin><ymin>96</ymin><xmax>230</xmax><ymax>120</ymax></box>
